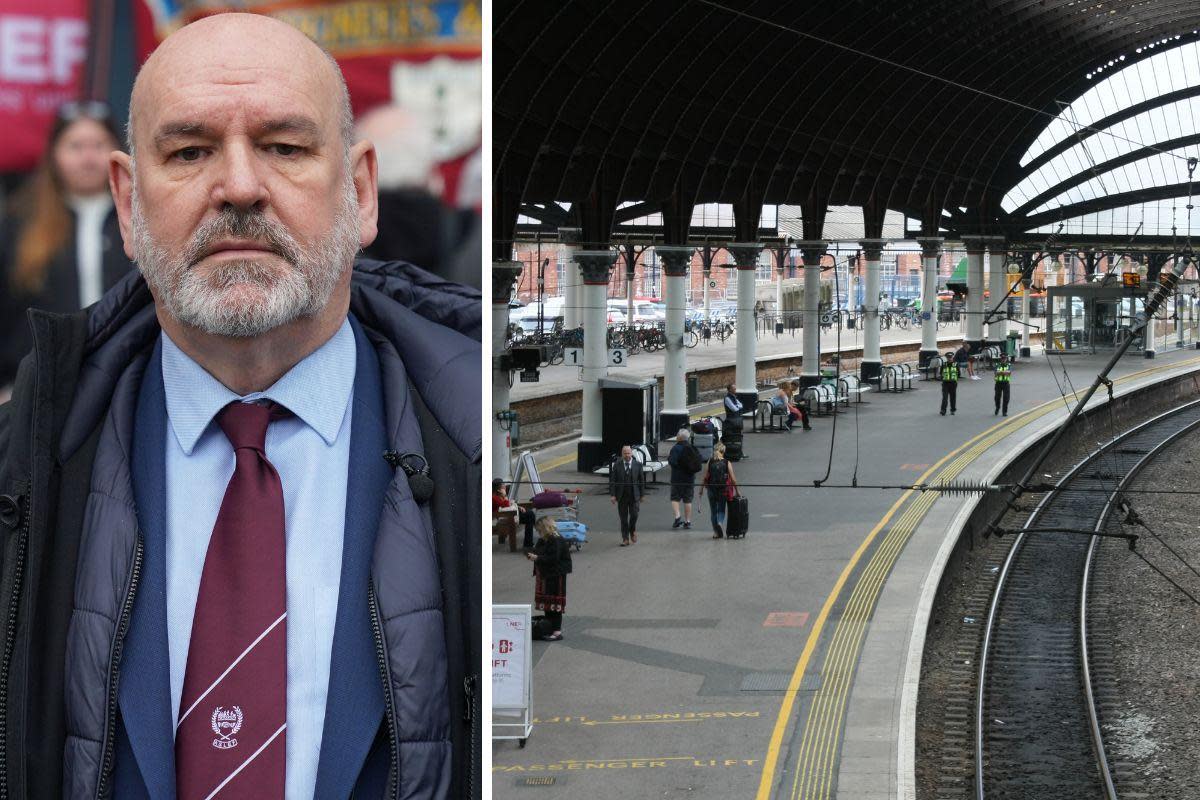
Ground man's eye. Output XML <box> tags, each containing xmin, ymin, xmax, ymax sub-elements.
<box><xmin>270</xmin><ymin>144</ymin><xmax>301</xmax><ymax>156</ymax></box>
<box><xmin>175</xmin><ymin>147</ymin><xmax>203</xmax><ymax>162</ymax></box>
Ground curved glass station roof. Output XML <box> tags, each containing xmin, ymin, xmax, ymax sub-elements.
<box><xmin>1005</xmin><ymin>38</ymin><xmax>1200</xmax><ymax>237</ymax></box>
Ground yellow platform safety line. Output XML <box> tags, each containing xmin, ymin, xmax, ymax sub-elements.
<box><xmin>757</xmin><ymin>355</ymin><xmax>1200</xmax><ymax>800</ymax></box>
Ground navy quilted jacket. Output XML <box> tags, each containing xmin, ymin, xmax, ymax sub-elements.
<box><xmin>0</xmin><ymin>258</ymin><xmax>481</xmax><ymax>799</ymax></box>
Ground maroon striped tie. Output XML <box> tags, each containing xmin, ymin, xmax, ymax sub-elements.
<box><xmin>176</xmin><ymin>401</ymin><xmax>289</xmax><ymax>799</ymax></box>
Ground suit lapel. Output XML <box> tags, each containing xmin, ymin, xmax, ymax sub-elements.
<box><xmin>122</xmin><ymin>336</ymin><xmax>177</xmax><ymax>799</ymax></box>
<box><xmin>312</xmin><ymin>316</ymin><xmax>389</xmax><ymax>798</ymax></box>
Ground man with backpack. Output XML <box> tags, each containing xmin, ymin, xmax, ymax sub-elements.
<box><xmin>667</xmin><ymin>428</ymin><xmax>703</xmax><ymax>529</ymax></box>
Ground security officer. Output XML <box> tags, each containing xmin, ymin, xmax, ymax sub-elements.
<box><xmin>994</xmin><ymin>355</ymin><xmax>1012</xmax><ymax>416</ymax></box>
<box><xmin>940</xmin><ymin>351</ymin><xmax>959</xmax><ymax>415</ymax></box>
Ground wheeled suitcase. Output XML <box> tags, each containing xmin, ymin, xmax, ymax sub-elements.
<box><xmin>726</xmin><ymin>494</ymin><xmax>749</xmax><ymax>538</ymax></box>
<box><xmin>692</xmin><ymin>432</ymin><xmax>715</xmax><ymax>461</ymax></box>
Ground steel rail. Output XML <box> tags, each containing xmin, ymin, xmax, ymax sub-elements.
<box><xmin>974</xmin><ymin>397</ymin><xmax>1200</xmax><ymax>799</ymax></box>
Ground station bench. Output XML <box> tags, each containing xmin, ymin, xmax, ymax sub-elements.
<box><xmin>838</xmin><ymin>374</ymin><xmax>871</xmax><ymax>404</ymax></box>
<box><xmin>592</xmin><ymin>443</ymin><xmax>667</xmax><ymax>483</ymax></box>
<box><xmin>881</xmin><ymin>363</ymin><xmax>914</xmax><ymax>392</ymax></box>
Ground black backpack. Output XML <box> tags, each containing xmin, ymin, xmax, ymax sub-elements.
<box><xmin>705</xmin><ymin>458</ymin><xmax>729</xmax><ymax>488</ymax></box>
<box><xmin>680</xmin><ymin>443</ymin><xmax>703</xmax><ymax>474</ymax></box>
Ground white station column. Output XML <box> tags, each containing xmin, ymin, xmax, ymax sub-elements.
<box><xmin>1020</xmin><ymin>266</ymin><xmax>1032</xmax><ymax>357</ymax></box>
<box><xmin>963</xmin><ymin>236</ymin><xmax>986</xmax><ymax>352</ymax></box>
<box><xmin>658</xmin><ymin>246</ymin><xmax>694</xmax><ymax>436</ymax></box>
<box><xmin>727</xmin><ymin>243</ymin><xmax>762</xmax><ymax>408</ymax></box>
<box><xmin>560</xmin><ymin>226</ymin><xmax>582</xmax><ymax>329</ymax></box>
<box><xmin>575</xmin><ymin>249</ymin><xmax>617</xmax><ymax>472</ymax></box>
<box><xmin>492</xmin><ymin>261</ymin><xmax>522</xmax><ymax>481</ymax></box>
<box><xmin>916</xmin><ymin>237</ymin><xmax>943</xmax><ymax>365</ymax></box>
<box><xmin>702</xmin><ymin>262</ymin><xmax>712</xmax><ymax>324</ymax></box>
<box><xmin>986</xmin><ymin>239</ymin><xmax>1009</xmax><ymax>344</ymax></box>
<box><xmin>859</xmin><ymin>239</ymin><xmax>884</xmax><ymax>383</ymax></box>
<box><xmin>797</xmin><ymin>241</ymin><xmax>827</xmax><ymax>388</ymax></box>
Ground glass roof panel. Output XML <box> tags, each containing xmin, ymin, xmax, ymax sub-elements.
<box><xmin>1018</xmin><ymin>40</ymin><xmax>1200</xmax><ymax>167</ymax></box>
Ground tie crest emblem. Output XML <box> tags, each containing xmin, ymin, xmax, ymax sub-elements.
<box><xmin>210</xmin><ymin>705</ymin><xmax>244</xmax><ymax>750</ymax></box>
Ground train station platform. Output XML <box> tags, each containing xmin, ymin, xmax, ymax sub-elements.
<box><xmin>491</xmin><ymin>344</ymin><xmax>1200</xmax><ymax>800</ymax></box>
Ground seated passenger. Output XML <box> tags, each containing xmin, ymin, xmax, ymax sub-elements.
<box><xmin>772</xmin><ymin>380</ymin><xmax>811</xmax><ymax>431</ymax></box>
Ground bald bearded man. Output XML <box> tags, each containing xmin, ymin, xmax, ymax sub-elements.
<box><xmin>0</xmin><ymin>14</ymin><xmax>480</xmax><ymax>800</ymax></box>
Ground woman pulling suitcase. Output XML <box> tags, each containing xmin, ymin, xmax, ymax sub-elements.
<box><xmin>698</xmin><ymin>442</ymin><xmax>741</xmax><ymax>539</ymax></box>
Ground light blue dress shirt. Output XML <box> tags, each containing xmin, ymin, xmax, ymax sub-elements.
<box><xmin>161</xmin><ymin>319</ymin><xmax>355</xmax><ymax>800</ymax></box>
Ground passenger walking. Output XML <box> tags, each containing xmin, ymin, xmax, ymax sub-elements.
<box><xmin>526</xmin><ymin>517</ymin><xmax>572</xmax><ymax>641</ymax></box>
<box><xmin>667</xmin><ymin>429</ymin><xmax>701</xmax><ymax>529</ymax></box>
<box><xmin>609</xmin><ymin>445</ymin><xmax>645</xmax><ymax>545</ymax></box>
<box><xmin>994</xmin><ymin>356</ymin><xmax>1012</xmax><ymax>416</ymax></box>
<box><xmin>940</xmin><ymin>352</ymin><xmax>959</xmax><ymax>415</ymax></box>
<box><xmin>698</xmin><ymin>442</ymin><xmax>739</xmax><ymax>539</ymax></box>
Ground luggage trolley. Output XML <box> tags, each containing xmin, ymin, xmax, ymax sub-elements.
<box><xmin>529</xmin><ymin>489</ymin><xmax>587</xmax><ymax>550</ymax></box>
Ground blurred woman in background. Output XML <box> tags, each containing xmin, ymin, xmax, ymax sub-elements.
<box><xmin>1</xmin><ymin>102</ymin><xmax>133</xmax><ymax>388</ymax></box>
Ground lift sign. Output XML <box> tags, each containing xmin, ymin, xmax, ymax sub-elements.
<box><xmin>1122</xmin><ymin>272</ymin><xmax>1140</xmax><ymax>287</ymax></box>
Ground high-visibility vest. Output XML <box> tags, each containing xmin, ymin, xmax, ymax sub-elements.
<box><xmin>941</xmin><ymin>362</ymin><xmax>959</xmax><ymax>382</ymax></box>
<box><xmin>995</xmin><ymin>365</ymin><xmax>1012</xmax><ymax>383</ymax></box>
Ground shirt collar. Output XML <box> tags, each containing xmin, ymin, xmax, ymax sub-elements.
<box><xmin>161</xmin><ymin>318</ymin><xmax>356</xmax><ymax>455</ymax></box>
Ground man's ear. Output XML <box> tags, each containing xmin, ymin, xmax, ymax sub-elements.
<box><xmin>349</xmin><ymin>139</ymin><xmax>379</xmax><ymax>248</ymax></box>
<box><xmin>109</xmin><ymin>152</ymin><xmax>136</xmax><ymax>260</ymax></box>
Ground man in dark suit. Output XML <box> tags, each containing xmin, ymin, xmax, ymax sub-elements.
<box><xmin>609</xmin><ymin>444</ymin><xmax>645</xmax><ymax>546</ymax></box>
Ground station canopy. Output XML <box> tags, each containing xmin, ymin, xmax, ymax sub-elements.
<box><xmin>495</xmin><ymin>1</ymin><xmax>1200</xmax><ymax>247</ymax></box>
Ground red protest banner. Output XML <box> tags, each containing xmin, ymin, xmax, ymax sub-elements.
<box><xmin>0</xmin><ymin>0</ymin><xmax>88</xmax><ymax>172</ymax></box>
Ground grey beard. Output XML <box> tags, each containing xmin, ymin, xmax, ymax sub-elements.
<box><xmin>131</xmin><ymin>178</ymin><xmax>360</xmax><ymax>338</ymax></box>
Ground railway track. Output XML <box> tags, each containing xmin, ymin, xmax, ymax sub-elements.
<box><xmin>974</xmin><ymin>398</ymin><xmax>1200</xmax><ymax>799</ymax></box>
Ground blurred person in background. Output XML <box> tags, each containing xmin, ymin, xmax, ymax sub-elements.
<box><xmin>356</xmin><ymin>104</ymin><xmax>481</xmax><ymax>289</ymax></box>
<box><xmin>0</xmin><ymin>102</ymin><xmax>134</xmax><ymax>389</ymax></box>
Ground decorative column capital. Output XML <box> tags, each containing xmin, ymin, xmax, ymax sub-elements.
<box><xmin>726</xmin><ymin>242</ymin><xmax>762</xmax><ymax>270</ymax></box>
<box><xmin>576</xmin><ymin>249</ymin><xmax>618</xmax><ymax>284</ymax></box>
<box><xmin>557</xmin><ymin>227</ymin><xmax>582</xmax><ymax>246</ymax></box>
<box><xmin>491</xmin><ymin>261</ymin><xmax>522</xmax><ymax>304</ymax></box>
<box><xmin>962</xmin><ymin>235</ymin><xmax>988</xmax><ymax>256</ymax></box>
<box><xmin>795</xmin><ymin>240</ymin><xmax>827</xmax><ymax>267</ymax></box>
<box><xmin>657</xmin><ymin>246</ymin><xmax>694</xmax><ymax>277</ymax></box>
<box><xmin>982</xmin><ymin>236</ymin><xmax>1007</xmax><ymax>253</ymax></box>
<box><xmin>916</xmin><ymin>237</ymin><xmax>944</xmax><ymax>260</ymax></box>
<box><xmin>858</xmin><ymin>239</ymin><xmax>885</xmax><ymax>262</ymax></box>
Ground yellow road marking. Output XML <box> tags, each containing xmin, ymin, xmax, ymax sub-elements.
<box><xmin>581</xmin><ymin>718</ymin><xmax>705</xmax><ymax>726</ymax></box>
<box><xmin>757</xmin><ymin>355</ymin><xmax>1200</xmax><ymax>799</ymax></box>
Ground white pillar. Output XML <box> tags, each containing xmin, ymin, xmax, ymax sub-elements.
<box><xmin>860</xmin><ymin>239</ymin><xmax>884</xmax><ymax>382</ymax></box>
<box><xmin>658</xmin><ymin>246</ymin><xmax>694</xmax><ymax>435</ymax></box>
<box><xmin>797</xmin><ymin>241</ymin><xmax>827</xmax><ymax>387</ymax></box>
<box><xmin>575</xmin><ymin>250</ymin><xmax>617</xmax><ymax>471</ymax></box>
<box><xmin>917</xmin><ymin>238</ymin><xmax>943</xmax><ymax>364</ymax></box>
<box><xmin>559</xmin><ymin>227</ymin><xmax>582</xmax><ymax>329</ymax></box>
<box><xmin>702</xmin><ymin>264</ymin><xmax>712</xmax><ymax>324</ymax></box>
<box><xmin>492</xmin><ymin>262</ymin><xmax>522</xmax><ymax>481</ymax></box>
<box><xmin>986</xmin><ymin>241</ymin><xmax>1009</xmax><ymax>343</ymax></box>
<box><xmin>728</xmin><ymin>243</ymin><xmax>762</xmax><ymax>406</ymax></box>
<box><xmin>963</xmin><ymin>237</ymin><xmax>985</xmax><ymax>349</ymax></box>
<box><xmin>1020</xmin><ymin>278</ymin><xmax>1032</xmax><ymax>356</ymax></box>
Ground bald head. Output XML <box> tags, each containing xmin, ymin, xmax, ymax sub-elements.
<box><xmin>127</xmin><ymin>13</ymin><xmax>352</xmax><ymax>156</ymax></box>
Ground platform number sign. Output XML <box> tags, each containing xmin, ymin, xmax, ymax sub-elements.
<box><xmin>610</xmin><ymin>348</ymin><xmax>628</xmax><ymax>367</ymax></box>
<box><xmin>564</xmin><ymin>347</ymin><xmax>583</xmax><ymax>366</ymax></box>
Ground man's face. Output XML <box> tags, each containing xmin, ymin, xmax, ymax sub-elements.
<box><xmin>112</xmin><ymin>23</ymin><xmax>377</xmax><ymax>338</ymax></box>
<box><xmin>622</xmin><ymin>447</ymin><xmax>632</xmax><ymax>461</ymax></box>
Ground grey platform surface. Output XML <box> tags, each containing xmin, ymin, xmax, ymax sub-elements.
<box><xmin>491</xmin><ymin>344</ymin><xmax>1200</xmax><ymax>800</ymax></box>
